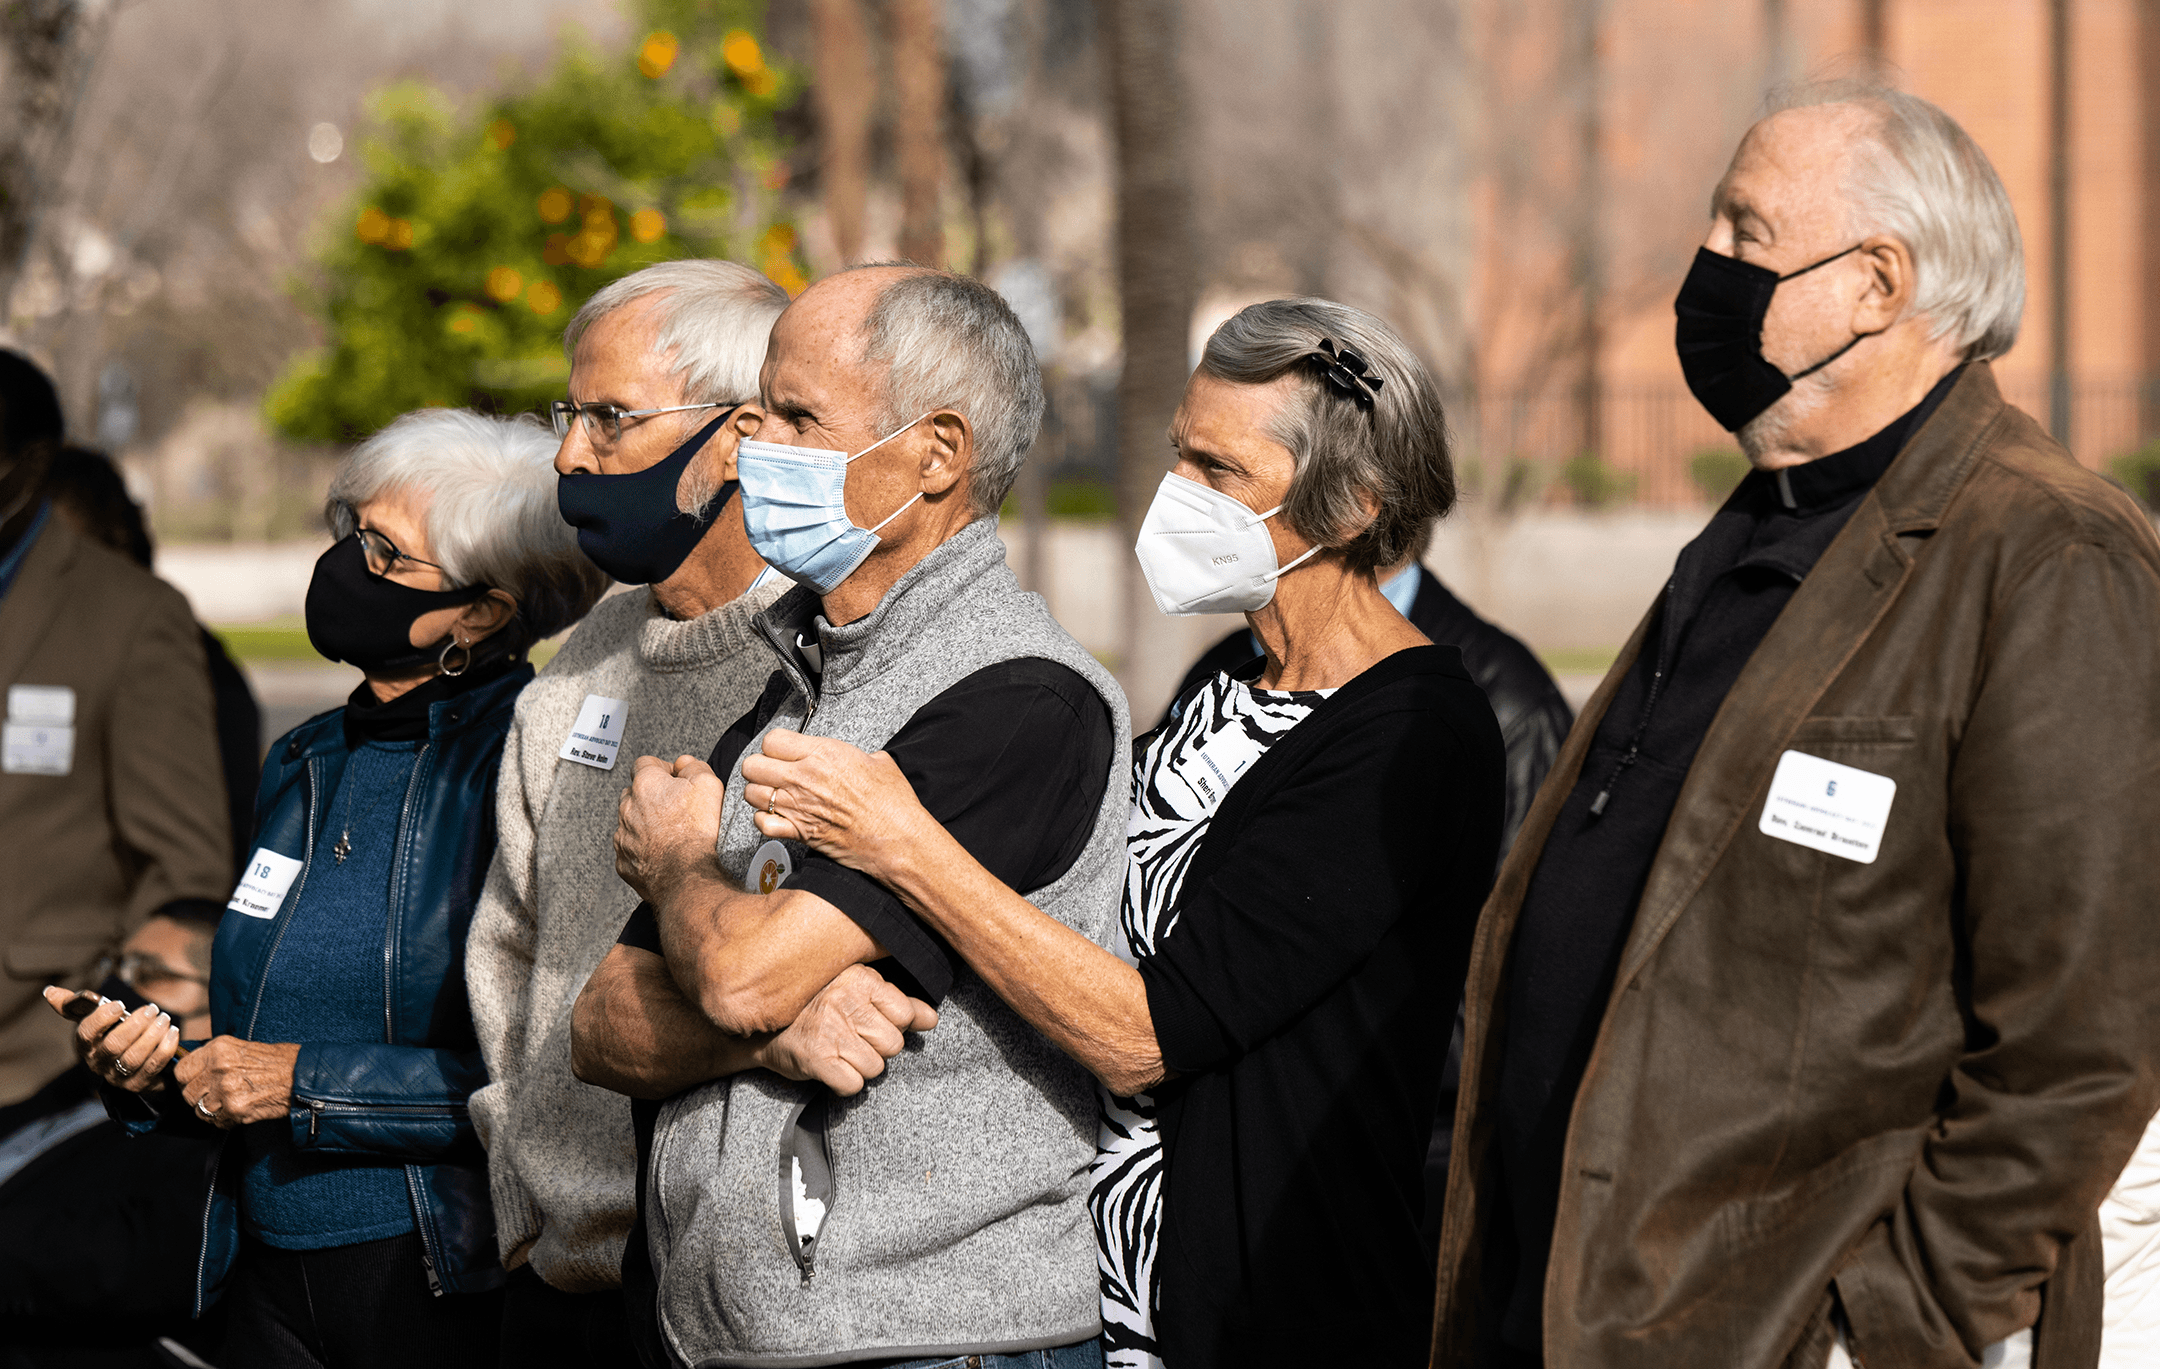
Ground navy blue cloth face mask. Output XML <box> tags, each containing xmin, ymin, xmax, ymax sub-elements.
<box><xmin>1674</xmin><ymin>243</ymin><xmax>1873</xmax><ymax>432</ymax></box>
<box><xmin>557</xmin><ymin>410</ymin><xmax>737</xmax><ymax>585</ymax></box>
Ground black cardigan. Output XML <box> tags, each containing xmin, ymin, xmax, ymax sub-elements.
<box><xmin>1139</xmin><ymin>645</ymin><xmax>1504</xmax><ymax>1367</ymax></box>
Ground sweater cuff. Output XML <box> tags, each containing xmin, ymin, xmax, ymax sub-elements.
<box><xmin>1140</xmin><ymin>955</ymin><xmax>1234</xmax><ymax>1075</ymax></box>
<box><xmin>488</xmin><ymin>1153</ymin><xmax>545</xmax><ymax>1270</ymax></box>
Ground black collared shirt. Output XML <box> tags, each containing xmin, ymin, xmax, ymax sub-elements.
<box><xmin>1489</xmin><ymin>367</ymin><xmax>1962</xmax><ymax>1356</ymax></box>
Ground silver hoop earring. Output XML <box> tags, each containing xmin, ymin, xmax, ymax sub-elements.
<box><xmin>439</xmin><ymin>639</ymin><xmax>471</xmax><ymax>677</ymax></box>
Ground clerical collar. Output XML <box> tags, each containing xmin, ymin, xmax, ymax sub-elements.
<box><xmin>343</xmin><ymin>655</ymin><xmax>512</xmax><ymax>746</ymax></box>
<box><xmin>1752</xmin><ymin>364</ymin><xmax>1965</xmax><ymax>514</ymax></box>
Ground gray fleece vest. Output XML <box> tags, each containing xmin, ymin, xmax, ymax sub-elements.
<box><xmin>647</xmin><ymin>519</ymin><xmax>1132</xmax><ymax>1368</ymax></box>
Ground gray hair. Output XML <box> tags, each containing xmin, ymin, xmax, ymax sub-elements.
<box><xmin>854</xmin><ymin>266</ymin><xmax>1045</xmax><ymax>517</ymax></box>
<box><xmin>1762</xmin><ymin>80</ymin><xmax>2024</xmax><ymax>361</ymax></box>
<box><xmin>1198</xmin><ymin>297</ymin><xmax>1455</xmax><ymax>573</ymax></box>
<box><xmin>565</xmin><ymin>260</ymin><xmax>789</xmax><ymax>514</ymax></box>
<box><xmin>326</xmin><ymin>409</ymin><xmax>610</xmax><ymax>657</ymax></box>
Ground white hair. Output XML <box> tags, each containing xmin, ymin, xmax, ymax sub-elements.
<box><xmin>855</xmin><ymin>266</ymin><xmax>1045</xmax><ymax>517</ymax></box>
<box><xmin>1763</xmin><ymin>80</ymin><xmax>2025</xmax><ymax>361</ymax></box>
<box><xmin>564</xmin><ymin>259</ymin><xmax>789</xmax><ymax>406</ymax></box>
<box><xmin>326</xmin><ymin>409</ymin><xmax>609</xmax><ymax>654</ymax></box>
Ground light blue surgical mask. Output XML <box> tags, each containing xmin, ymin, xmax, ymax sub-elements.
<box><xmin>735</xmin><ymin>413</ymin><xmax>935</xmax><ymax>595</ymax></box>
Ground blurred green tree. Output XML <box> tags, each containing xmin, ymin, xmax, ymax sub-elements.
<box><xmin>266</xmin><ymin>0</ymin><xmax>806</xmax><ymax>444</ymax></box>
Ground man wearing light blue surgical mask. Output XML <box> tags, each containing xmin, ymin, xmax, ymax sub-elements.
<box><xmin>575</xmin><ymin>264</ymin><xmax>1128</xmax><ymax>1369</ymax></box>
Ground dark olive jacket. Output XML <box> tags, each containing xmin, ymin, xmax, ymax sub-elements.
<box><xmin>1432</xmin><ymin>364</ymin><xmax>2160</xmax><ymax>1369</ymax></box>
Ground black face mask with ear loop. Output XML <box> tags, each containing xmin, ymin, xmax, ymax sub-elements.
<box><xmin>304</xmin><ymin>534</ymin><xmax>493</xmax><ymax>673</ymax></box>
<box><xmin>556</xmin><ymin>410</ymin><xmax>737</xmax><ymax>585</ymax></box>
<box><xmin>1674</xmin><ymin>243</ymin><xmax>1876</xmax><ymax>432</ymax></box>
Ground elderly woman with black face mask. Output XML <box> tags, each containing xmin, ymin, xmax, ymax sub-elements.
<box><xmin>48</xmin><ymin>408</ymin><xmax>608</xmax><ymax>1368</ymax></box>
<box><xmin>728</xmin><ymin>298</ymin><xmax>1508</xmax><ymax>1369</ymax></box>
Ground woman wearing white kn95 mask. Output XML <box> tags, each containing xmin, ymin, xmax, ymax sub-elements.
<box><xmin>733</xmin><ymin>296</ymin><xmax>1507</xmax><ymax>1368</ymax></box>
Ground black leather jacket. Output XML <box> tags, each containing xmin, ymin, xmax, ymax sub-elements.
<box><xmin>116</xmin><ymin>666</ymin><xmax>526</xmax><ymax>1312</ymax></box>
<box><xmin>1164</xmin><ymin>566</ymin><xmax>1573</xmax><ymax>858</ymax></box>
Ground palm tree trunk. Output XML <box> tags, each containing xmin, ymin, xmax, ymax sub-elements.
<box><xmin>1102</xmin><ymin>0</ymin><xmax>1198</xmax><ymax>716</ymax></box>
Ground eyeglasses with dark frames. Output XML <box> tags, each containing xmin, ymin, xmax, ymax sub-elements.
<box><xmin>341</xmin><ymin>515</ymin><xmax>450</xmax><ymax>582</ymax></box>
<box><xmin>94</xmin><ymin>950</ymin><xmax>212</xmax><ymax>992</ymax></box>
<box><xmin>548</xmin><ymin>399</ymin><xmax>725</xmax><ymax>443</ymax></box>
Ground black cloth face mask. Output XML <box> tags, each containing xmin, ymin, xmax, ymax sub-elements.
<box><xmin>557</xmin><ymin>410</ymin><xmax>737</xmax><ymax>585</ymax></box>
<box><xmin>1674</xmin><ymin>243</ymin><xmax>1874</xmax><ymax>432</ymax></box>
<box><xmin>305</xmin><ymin>534</ymin><xmax>491</xmax><ymax>673</ymax></box>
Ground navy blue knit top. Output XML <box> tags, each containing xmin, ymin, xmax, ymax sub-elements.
<box><xmin>239</xmin><ymin>736</ymin><xmax>423</xmax><ymax>1248</ymax></box>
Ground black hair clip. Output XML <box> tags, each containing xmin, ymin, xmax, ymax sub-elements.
<box><xmin>1307</xmin><ymin>338</ymin><xmax>1383</xmax><ymax>409</ymax></box>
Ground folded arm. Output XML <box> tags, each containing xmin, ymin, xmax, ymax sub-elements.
<box><xmin>612</xmin><ymin>752</ymin><xmax>888</xmax><ymax>1039</ymax></box>
<box><xmin>571</xmin><ymin>944</ymin><xmax>934</xmax><ymax>1099</ymax></box>
<box><xmin>742</xmin><ymin>733</ymin><xmax>1166</xmax><ymax>1095</ymax></box>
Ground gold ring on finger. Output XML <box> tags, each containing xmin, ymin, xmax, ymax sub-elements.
<box><xmin>767</xmin><ymin>789</ymin><xmax>780</xmax><ymax>816</ymax></box>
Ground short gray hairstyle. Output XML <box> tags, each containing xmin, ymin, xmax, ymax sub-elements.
<box><xmin>1198</xmin><ymin>297</ymin><xmax>1455</xmax><ymax>573</ymax></box>
<box><xmin>326</xmin><ymin>409</ymin><xmax>610</xmax><ymax>657</ymax></box>
<box><xmin>1761</xmin><ymin>80</ymin><xmax>2024</xmax><ymax>361</ymax></box>
<box><xmin>854</xmin><ymin>266</ymin><xmax>1045</xmax><ymax>517</ymax></box>
<box><xmin>564</xmin><ymin>259</ymin><xmax>789</xmax><ymax>406</ymax></box>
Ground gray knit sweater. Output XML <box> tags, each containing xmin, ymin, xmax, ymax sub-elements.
<box><xmin>648</xmin><ymin>518</ymin><xmax>1133</xmax><ymax>1367</ymax></box>
<box><xmin>467</xmin><ymin>579</ymin><xmax>787</xmax><ymax>1292</ymax></box>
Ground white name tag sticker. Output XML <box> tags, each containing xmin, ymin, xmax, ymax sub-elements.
<box><xmin>749</xmin><ymin>840</ymin><xmax>793</xmax><ymax>895</ymax></box>
<box><xmin>2</xmin><ymin>722</ymin><xmax>73</xmax><ymax>775</ymax></box>
<box><xmin>229</xmin><ymin>849</ymin><xmax>304</xmax><ymax>918</ymax></box>
<box><xmin>1759</xmin><ymin>750</ymin><xmax>1897</xmax><ymax>864</ymax></box>
<box><xmin>558</xmin><ymin>695</ymin><xmax>629</xmax><ymax>771</ymax></box>
<box><xmin>1186</xmin><ymin>726</ymin><xmax>1267</xmax><ymax>809</ymax></box>
<box><xmin>8</xmin><ymin>684</ymin><xmax>75</xmax><ymax>726</ymax></box>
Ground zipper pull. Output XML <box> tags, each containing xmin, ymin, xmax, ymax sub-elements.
<box><xmin>308</xmin><ymin>1103</ymin><xmax>320</xmax><ymax>1138</ymax></box>
<box><xmin>421</xmin><ymin>1247</ymin><xmax>443</xmax><ymax>1296</ymax></box>
<box><xmin>1589</xmin><ymin>789</ymin><xmax>1611</xmax><ymax>816</ymax></box>
<box><xmin>798</xmin><ymin>1235</ymin><xmax>816</xmax><ymax>1284</ymax></box>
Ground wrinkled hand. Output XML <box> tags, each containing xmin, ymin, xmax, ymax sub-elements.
<box><xmin>46</xmin><ymin>986</ymin><xmax>179</xmax><ymax>1093</ymax></box>
<box><xmin>615</xmin><ymin>753</ymin><xmax>729</xmax><ymax>906</ymax></box>
<box><xmin>756</xmin><ymin>964</ymin><xmax>937</xmax><ymax>1097</ymax></box>
<box><xmin>174</xmin><ymin>1037</ymin><xmax>300</xmax><ymax>1129</ymax></box>
<box><xmin>740</xmin><ymin>730</ymin><xmax>931</xmax><ymax>885</ymax></box>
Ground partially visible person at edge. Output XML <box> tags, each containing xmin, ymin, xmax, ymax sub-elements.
<box><xmin>1433</xmin><ymin>81</ymin><xmax>2160</xmax><ymax>1369</ymax></box>
<box><xmin>574</xmin><ymin>265</ymin><xmax>1129</xmax><ymax>1369</ymax></box>
<box><xmin>43</xmin><ymin>443</ymin><xmax>263</xmax><ymax>881</ymax></box>
<box><xmin>0</xmin><ymin>352</ymin><xmax>232</xmax><ymax>1119</ymax></box>
<box><xmin>53</xmin><ymin>409</ymin><xmax>609</xmax><ymax>1369</ymax></box>
<box><xmin>735</xmin><ymin>297</ymin><xmax>1506</xmax><ymax>1368</ymax></box>
<box><xmin>1</xmin><ymin>912</ymin><xmax>226</xmax><ymax>1364</ymax></box>
<box><xmin>1164</xmin><ymin>514</ymin><xmax>1572</xmax><ymax>1252</ymax></box>
<box><xmin>465</xmin><ymin>260</ymin><xmax>804</xmax><ymax>1369</ymax></box>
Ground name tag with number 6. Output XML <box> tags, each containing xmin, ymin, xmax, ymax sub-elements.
<box><xmin>1759</xmin><ymin>751</ymin><xmax>1897</xmax><ymax>864</ymax></box>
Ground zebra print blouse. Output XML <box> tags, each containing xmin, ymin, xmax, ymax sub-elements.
<box><xmin>1092</xmin><ymin>668</ymin><xmax>1333</xmax><ymax>1369</ymax></box>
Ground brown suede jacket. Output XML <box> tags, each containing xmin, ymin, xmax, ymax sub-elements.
<box><xmin>0</xmin><ymin>516</ymin><xmax>231</xmax><ymax>1105</ymax></box>
<box><xmin>1433</xmin><ymin>364</ymin><xmax>2160</xmax><ymax>1369</ymax></box>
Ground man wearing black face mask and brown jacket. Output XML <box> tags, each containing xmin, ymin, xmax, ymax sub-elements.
<box><xmin>1433</xmin><ymin>83</ymin><xmax>2160</xmax><ymax>1369</ymax></box>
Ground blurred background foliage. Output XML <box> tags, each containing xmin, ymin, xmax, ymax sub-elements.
<box><xmin>264</xmin><ymin>0</ymin><xmax>807</xmax><ymax>443</ymax></box>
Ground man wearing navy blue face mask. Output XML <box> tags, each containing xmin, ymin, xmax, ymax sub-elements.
<box><xmin>1434</xmin><ymin>83</ymin><xmax>2160</xmax><ymax>1369</ymax></box>
<box><xmin>469</xmin><ymin>261</ymin><xmax>866</xmax><ymax>1369</ymax></box>
<box><xmin>573</xmin><ymin>264</ymin><xmax>1128</xmax><ymax>1369</ymax></box>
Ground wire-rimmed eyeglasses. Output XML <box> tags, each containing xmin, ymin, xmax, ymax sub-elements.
<box><xmin>548</xmin><ymin>399</ymin><xmax>725</xmax><ymax>443</ymax></box>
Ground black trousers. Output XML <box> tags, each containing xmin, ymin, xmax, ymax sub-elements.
<box><xmin>222</xmin><ymin>1232</ymin><xmax>503</xmax><ymax>1369</ymax></box>
<box><xmin>497</xmin><ymin>1266</ymin><xmax>639</xmax><ymax>1369</ymax></box>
